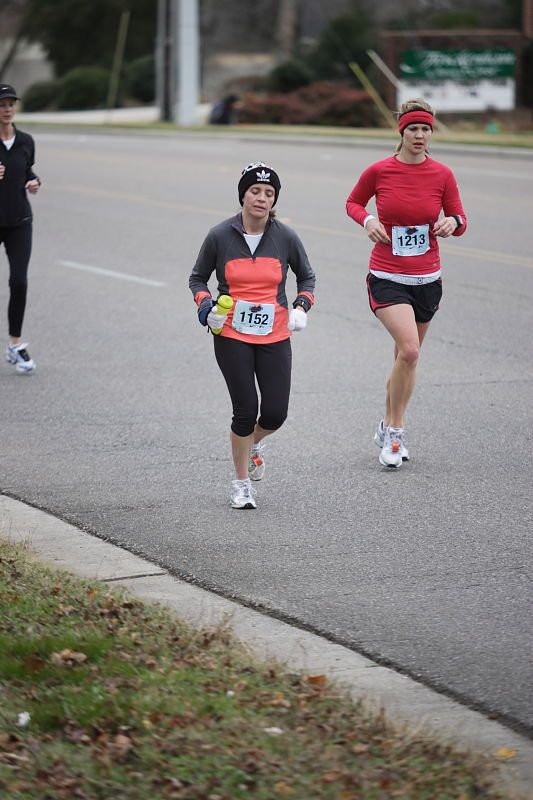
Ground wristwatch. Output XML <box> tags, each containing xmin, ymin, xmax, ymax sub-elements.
<box><xmin>451</xmin><ymin>214</ymin><xmax>463</xmax><ymax>229</ymax></box>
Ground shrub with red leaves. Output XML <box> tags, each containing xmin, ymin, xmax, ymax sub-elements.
<box><xmin>238</xmin><ymin>81</ymin><xmax>379</xmax><ymax>127</ymax></box>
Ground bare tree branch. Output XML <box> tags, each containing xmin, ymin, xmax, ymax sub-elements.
<box><xmin>0</xmin><ymin>0</ymin><xmax>30</xmax><ymax>80</ymax></box>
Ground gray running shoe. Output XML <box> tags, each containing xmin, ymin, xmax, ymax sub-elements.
<box><xmin>6</xmin><ymin>343</ymin><xmax>36</xmax><ymax>374</ymax></box>
<box><xmin>374</xmin><ymin>419</ymin><xmax>386</xmax><ymax>448</ymax></box>
<box><xmin>375</xmin><ymin>419</ymin><xmax>409</xmax><ymax>461</ymax></box>
<box><xmin>248</xmin><ymin>442</ymin><xmax>266</xmax><ymax>481</ymax></box>
<box><xmin>230</xmin><ymin>479</ymin><xmax>257</xmax><ymax>509</ymax></box>
<box><xmin>379</xmin><ymin>427</ymin><xmax>403</xmax><ymax>469</ymax></box>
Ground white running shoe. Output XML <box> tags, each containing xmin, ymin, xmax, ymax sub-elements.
<box><xmin>379</xmin><ymin>426</ymin><xmax>404</xmax><ymax>469</ymax></box>
<box><xmin>6</xmin><ymin>343</ymin><xmax>36</xmax><ymax>374</ymax></box>
<box><xmin>375</xmin><ymin>419</ymin><xmax>409</xmax><ymax>461</ymax></box>
<box><xmin>230</xmin><ymin>478</ymin><xmax>257</xmax><ymax>509</ymax></box>
<box><xmin>374</xmin><ymin>419</ymin><xmax>386</xmax><ymax>448</ymax></box>
<box><xmin>248</xmin><ymin>442</ymin><xmax>266</xmax><ymax>481</ymax></box>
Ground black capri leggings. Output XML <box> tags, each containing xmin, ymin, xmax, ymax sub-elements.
<box><xmin>0</xmin><ymin>222</ymin><xmax>32</xmax><ymax>338</ymax></box>
<box><xmin>213</xmin><ymin>336</ymin><xmax>292</xmax><ymax>437</ymax></box>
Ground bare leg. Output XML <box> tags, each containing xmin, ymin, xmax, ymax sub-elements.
<box><xmin>231</xmin><ymin>431</ymin><xmax>254</xmax><ymax>480</ymax></box>
<box><xmin>384</xmin><ymin>318</ymin><xmax>431</xmax><ymax>426</ymax></box>
<box><xmin>231</xmin><ymin>423</ymin><xmax>278</xmax><ymax>479</ymax></box>
<box><xmin>377</xmin><ymin>306</ymin><xmax>431</xmax><ymax>429</ymax></box>
<box><xmin>252</xmin><ymin>423</ymin><xmax>275</xmax><ymax>446</ymax></box>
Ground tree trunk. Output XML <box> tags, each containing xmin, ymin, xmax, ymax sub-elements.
<box><xmin>276</xmin><ymin>0</ymin><xmax>298</xmax><ymax>58</ymax></box>
<box><xmin>0</xmin><ymin>28</ymin><xmax>25</xmax><ymax>81</ymax></box>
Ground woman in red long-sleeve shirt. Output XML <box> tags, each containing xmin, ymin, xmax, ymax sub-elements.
<box><xmin>346</xmin><ymin>98</ymin><xmax>467</xmax><ymax>468</ymax></box>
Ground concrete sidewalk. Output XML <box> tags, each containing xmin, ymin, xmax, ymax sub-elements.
<box><xmin>1</xmin><ymin>493</ymin><xmax>532</xmax><ymax>799</ymax></box>
<box><xmin>16</xmin><ymin>105</ymin><xmax>208</xmax><ymax>125</ymax></box>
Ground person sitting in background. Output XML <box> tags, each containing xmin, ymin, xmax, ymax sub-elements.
<box><xmin>208</xmin><ymin>94</ymin><xmax>240</xmax><ymax>125</ymax></box>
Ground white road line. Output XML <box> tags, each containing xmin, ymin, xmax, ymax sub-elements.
<box><xmin>59</xmin><ymin>260</ymin><xmax>166</xmax><ymax>287</ymax></box>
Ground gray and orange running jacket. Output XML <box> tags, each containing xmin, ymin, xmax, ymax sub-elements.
<box><xmin>189</xmin><ymin>213</ymin><xmax>316</xmax><ymax>343</ymax></box>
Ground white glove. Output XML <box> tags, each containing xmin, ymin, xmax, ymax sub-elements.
<box><xmin>288</xmin><ymin>307</ymin><xmax>307</xmax><ymax>332</ymax></box>
<box><xmin>206</xmin><ymin>308</ymin><xmax>228</xmax><ymax>331</ymax></box>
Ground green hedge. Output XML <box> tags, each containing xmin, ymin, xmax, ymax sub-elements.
<box><xmin>125</xmin><ymin>54</ymin><xmax>155</xmax><ymax>103</ymax></box>
<box><xmin>58</xmin><ymin>66</ymin><xmax>111</xmax><ymax>110</ymax></box>
<box><xmin>22</xmin><ymin>80</ymin><xmax>62</xmax><ymax>112</ymax></box>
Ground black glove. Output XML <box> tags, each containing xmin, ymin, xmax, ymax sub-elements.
<box><xmin>293</xmin><ymin>295</ymin><xmax>311</xmax><ymax>312</ymax></box>
<box><xmin>198</xmin><ymin>297</ymin><xmax>214</xmax><ymax>326</ymax></box>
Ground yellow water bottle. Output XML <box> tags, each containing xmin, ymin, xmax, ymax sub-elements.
<box><xmin>211</xmin><ymin>294</ymin><xmax>233</xmax><ymax>334</ymax></box>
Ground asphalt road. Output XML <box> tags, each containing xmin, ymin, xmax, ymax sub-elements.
<box><xmin>1</xmin><ymin>129</ymin><xmax>532</xmax><ymax>736</ymax></box>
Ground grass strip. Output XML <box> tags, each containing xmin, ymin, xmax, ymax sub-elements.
<box><xmin>17</xmin><ymin>119</ymin><xmax>533</xmax><ymax>149</ymax></box>
<box><xmin>0</xmin><ymin>539</ymin><xmax>502</xmax><ymax>800</ymax></box>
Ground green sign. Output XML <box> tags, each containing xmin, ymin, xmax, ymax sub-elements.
<box><xmin>399</xmin><ymin>49</ymin><xmax>515</xmax><ymax>81</ymax></box>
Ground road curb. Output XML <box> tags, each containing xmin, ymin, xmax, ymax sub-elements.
<box><xmin>1</xmin><ymin>493</ymin><xmax>532</xmax><ymax>798</ymax></box>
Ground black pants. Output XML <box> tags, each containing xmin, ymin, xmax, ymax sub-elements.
<box><xmin>214</xmin><ymin>336</ymin><xmax>292</xmax><ymax>437</ymax></box>
<box><xmin>0</xmin><ymin>222</ymin><xmax>32</xmax><ymax>338</ymax></box>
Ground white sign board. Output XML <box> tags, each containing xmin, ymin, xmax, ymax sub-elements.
<box><xmin>397</xmin><ymin>79</ymin><xmax>515</xmax><ymax>111</ymax></box>
<box><xmin>398</xmin><ymin>49</ymin><xmax>516</xmax><ymax>111</ymax></box>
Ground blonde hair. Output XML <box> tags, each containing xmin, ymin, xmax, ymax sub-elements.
<box><xmin>395</xmin><ymin>98</ymin><xmax>435</xmax><ymax>153</ymax></box>
<box><xmin>398</xmin><ymin>97</ymin><xmax>435</xmax><ymax>117</ymax></box>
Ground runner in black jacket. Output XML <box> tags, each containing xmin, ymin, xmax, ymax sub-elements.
<box><xmin>0</xmin><ymin>84</ymin><xmax>41</xmax><ymax>373</ymax></box>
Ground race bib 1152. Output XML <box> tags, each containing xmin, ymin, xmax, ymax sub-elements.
<box><xmin>232</xmin><ymin>299</ymin><xmax>275</xmax><ymax>336</ymax></box>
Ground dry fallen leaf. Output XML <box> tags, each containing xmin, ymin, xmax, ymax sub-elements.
<box><xmin>23</xmin><ymin>654</ymin><xmax>45</xmax><ymax>673</ymax></box>
<box><xmin>274</xmin><ymin>782</ymin><xmax>294</xmax><ymax>795</ymax></box>
<box><xmin>306</xmin><ymin>674</ymin><xmax>327</xmax><ymax>686</ymax></box>
<box><xmin>0</xmin><ymin>752</ymin><xmax>30</xmax><ymax>763</ymax></box>
<box><xmin>50</xmin><ymin>649</ymin><xmax>87</xmax><ymax>667</ymax></box>
<box><xmin>321</xmin><ymin>769</ymin><xmax>345</xmax><ymax>783</ymax></box>
<box><xmin>494</xmin><ymin>746</ymin><xmax>518</xmax><ymax>760</ymax></box>
<box><xmin>352</xmin><ymin>743</ymin><xmax>370</xmax><ymax>754</ymax></box>
<box><xmin>270</xmin><ymin>692</ymin><xmax>291</xmax><ymax>708</ymax></box>
<box><xmin>58</xmin><ymin>605</ymin><xmax>76</xmax><ymax>616</ymax></box>
<box><xmin>109</xmin><ymin>733</ymin><xmax>133</xmax><ymax>761</ymax></box>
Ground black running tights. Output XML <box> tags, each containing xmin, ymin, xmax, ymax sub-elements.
<box><xmin>1</xmin><ymin>222</ymin><xmax>32</xmax><ymax>338</ymax></box>
<box><xmin>213</xmin><ymin>336</ymin><xmax>292</xmax><ymax>437</ymax></box>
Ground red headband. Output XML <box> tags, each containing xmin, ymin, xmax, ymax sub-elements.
<box><xmin>398</xmin><ymin>110</ymin><xmax>434</xmax><ymax>133</ymax></box>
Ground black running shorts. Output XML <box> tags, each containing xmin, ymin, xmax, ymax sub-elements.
<box><xmin>366</xmin><ymin>273</ymin><xmax>442</xmax><ymax>323</ymax></box>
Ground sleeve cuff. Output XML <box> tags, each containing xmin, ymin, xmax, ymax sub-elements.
<box><xmin>293</xmin><ymin>295</ymin><xmax>312</xmax><ymax>312</ymax></box>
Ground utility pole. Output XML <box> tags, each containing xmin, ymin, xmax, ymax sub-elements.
<box><xmin>156</xmin><ymin>0</ymin><xmax>174</xmax><ymax>122</ymax></box>
<box><xmin>175</xmin><ymin>0</ymin><xmax>199</xmax><ymax>125</ymax></box>
<box><xmin>524</xmin><ymin>0</ymin><xmax>533</xmax><ymax>38</ymax></box>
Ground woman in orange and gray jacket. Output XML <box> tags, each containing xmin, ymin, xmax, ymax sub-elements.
<box><xmin>189</xmin><ymin>161</ymin><xmax>316</xmax><ymax>510</ymax></box>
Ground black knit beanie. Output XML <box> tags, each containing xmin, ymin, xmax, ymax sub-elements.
<box><xmin>238</xmin><ymin>162</ymin><xmax>281</xmax><ymax>206</ymax></box>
